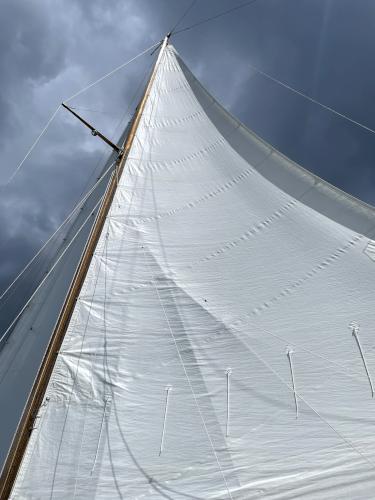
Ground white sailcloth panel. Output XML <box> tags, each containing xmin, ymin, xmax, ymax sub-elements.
<box><xmin>11</xmin><ymin>45</ymin><xmax>375</xmax><ymax>499</ymax></box>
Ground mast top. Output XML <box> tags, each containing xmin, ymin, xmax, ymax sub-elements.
<box><xmin>161</xmin><ymin>33</ymin><xmax>171</xmax><ymax>49</ymax></box>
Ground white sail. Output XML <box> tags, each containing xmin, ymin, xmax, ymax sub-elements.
<box><xmin>10</xmin><ymin>44</ymin><xmax>375</xmax><ymax>499</ymax></box>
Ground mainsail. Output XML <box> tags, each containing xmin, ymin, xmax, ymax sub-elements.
<box><xmin>4</xmin><ymin>39</ymin><xmax>375</xmax><ymax>498</ymax></box>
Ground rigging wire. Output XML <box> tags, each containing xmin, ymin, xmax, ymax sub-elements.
<box><xmin>248</xmin><ymin>62</ymin><xmax>375</xmax><ymax>137</ymax></box>
<box><xmin>64</xmin><ymin>41</ymin><xmax>160</xmax><ymax>103</ymax></box>
<box><xmin>0</xmin><ymin>159</ymin><xmax>116</xmax><ymax>305</ymax></box>
<box><xmin>0</xmin><ymin>43</ymin><xmax>158</xmax><ymax>345</ymax></box>
<box><xmin>73</xmin><ymin>55</ymin><xmax>154</xmax><ymax>206</ymax></box>
<box><xmin>3</xmin><ymin>105</ymin><xmax>61</xmax><ymax>187</ymax></box>
<box><xmin>170</xmin><ymin>0</ymin><xmax>198</xmax><ymax>34</ymax></box>
<box><xmin>0</xmin><ymin>189</ymin><xmax>108</xmax><ymax>349</ymax></box>
<box><xmin>2</xmin><ymin>41</ymin><xmax>159</xmax><ymax>187</ymax></box>
<box><xmin>173</xmin><ymin>0</ymin><xmax>261</xmax><ymax>35</ymax></box>
<box><xmin>70</xmin><ymin>107</ymin><xmax>123</xmax><ymax>117</ymax></box>
<box><xmin>0</xmin><ymin>47</ymin><xmax>155</xmax><ymax>311</ymax></box>
<box><xmin>172</xmin><ymin>0</ymin><xmax>375</xmax><ymax>138</ymax></box>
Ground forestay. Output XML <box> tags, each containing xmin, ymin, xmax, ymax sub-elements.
<box><xmin>11</xmin><ymin>44</ymin><xmax>375</xmax><ymax>499</ymax></box>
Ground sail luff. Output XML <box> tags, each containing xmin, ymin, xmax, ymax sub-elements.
<box><xmin>0</xmin><ymin>35</ymin><xmax>170</xmax><ymax>500</ymax></box>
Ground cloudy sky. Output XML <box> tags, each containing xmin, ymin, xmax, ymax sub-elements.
<box><xmin>1</xmin><ymin>0</ymin><xmax>375</xmax><ymax>295</ymax></box>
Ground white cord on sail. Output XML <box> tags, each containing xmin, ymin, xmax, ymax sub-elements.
<box><xmin>249</xmin><ymin>62</ymin><xmax>375</xmax><ymax>137</ymax></box>
<box><xmin>3</xmin><ymin>105</ymin><xmax>61</xmax><ymax>186</ymax></box>
<box><xmin>141</xmin><ymin>245</ymin><xmax>234</xmax><ymax>500</ymax></box>
<box><xmin>238</xmin><ymin>331</ymin><xmax>375</xmax><ymax>470</ymax></box>
<box><xmin>225</xmin><ymin>368</ymin><xmax>232</xmax><ymax>437</ymax></box>
<box><xmin>159</xmin><ymin>385</ymin><xmax>172</xmax><ymax>456</ymax></box>
<box><xmin>64</xmin><ymin>41</ymin><xmax>160</xmax><ymax>103</ymax></box>
<box><xmin>286</xmin><ymin>348</ymin><xmax>298</xmax><ymax>418</ymax></box>
<box><xmin>350</xmin><ymin>322</ymin><xmax>374</xmax><ymax>397</ymax></box>
<box><xmin>0</xmin><ymin>191</ymin><xmax>107</xmax><ymax>348</ymax></box>
<box><xmin>91</xmin><ymin>397</ymin><xmax>111</xmax><ymax>475</ymax></box>
<box><xmin>0</xmin><ymin>160</ymin><xmax>116</xmax><ymax>304</ymax></box>
<box><xmin>236</xmin><ymin>317</ymin><xmax>371</xmax><ymax>386</ymax></box>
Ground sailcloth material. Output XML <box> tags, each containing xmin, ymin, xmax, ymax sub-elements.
<box><xmin>11</xmin><ymin>44</ymin><xmax>375</xmax><ymax>499</ymax></box>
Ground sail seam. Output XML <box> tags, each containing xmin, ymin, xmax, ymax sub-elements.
<box><xmin>129</xmin><ymin>136</ymin><xmax>227</xmax><ymax>174</ymax></box>
<box><xmin>189</xmin><ymin>198</ymin><xmax>297</xmax><ymax>267</ymax></box>
<box><xmin>131</xmin><ymin>162</ymin><xmax>260</xmax><ymax>223</ymax></box>
<box><xmin>249</xmin><ymin>235</ymin><xmax>362</xmax><ymax>317</ymax></box>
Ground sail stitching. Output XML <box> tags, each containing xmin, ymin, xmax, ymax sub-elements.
<box><xmin>189</xmin><ymin>198</ymin><xmax>297</xmax><ymax>267</ymax></box>
<box><xmin>140</xmin><ymin>109</ymin><xmax>205</xmax><ymax>129</ymax></box>
<box><xmin>249</xmin><ymin>235</ymin><xmax>362</xmax><ymax>317</ymax></box>
<box><xmin>131</xmin><ymin>162</ymin><xmax>260</xmax><ymax>224</ymax></box>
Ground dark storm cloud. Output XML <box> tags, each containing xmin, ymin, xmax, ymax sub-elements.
<box><xmin>1</xmin><ymin>0</ymin><xmax>375</xmax><ymax>297</ymax></box>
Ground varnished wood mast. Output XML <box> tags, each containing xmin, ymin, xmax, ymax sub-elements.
<box><xmin>0</xmin><ymin>34</ymin><xmax>170</xmax><ymax>499</ymax></box>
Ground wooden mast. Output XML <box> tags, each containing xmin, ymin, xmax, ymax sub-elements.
<box><xmin>0</xmin><ymin>34</ymin><xmax>170</xmax><ymax>500</ymax></box>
